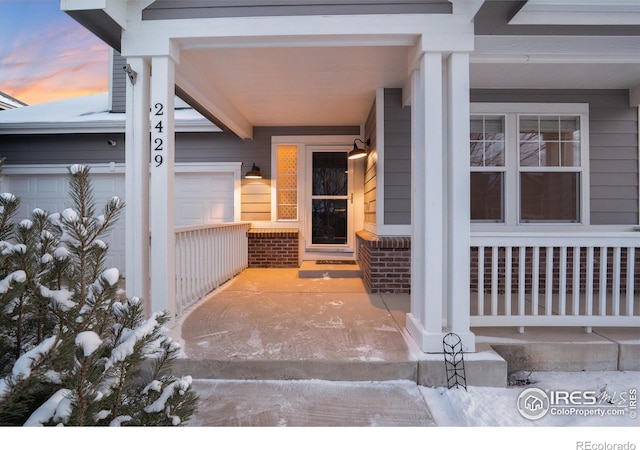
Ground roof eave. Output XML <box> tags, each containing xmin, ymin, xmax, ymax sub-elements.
<box><xmin>0</xmin><ymin>120</ymin><xmax>221</xmax><ymax>135</ymax></box>
<box><xmin>64</xmin><ymin>9</ymin><xmax>123</xmax><ymax>52</ymax></box>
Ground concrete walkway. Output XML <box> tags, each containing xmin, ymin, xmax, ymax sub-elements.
<box><xmin>172</xmin><ymin>268</ymin><xmax>639</xmax><ymax>426</ymax></box>
<box><xmin>175</xmin><ymin>268</ymin><xmax>418</xmax><ymax>381</ymax></box>
<box><xmin>187</xmin><ymin>379</ymin><xmax>435</xmax><ymax>426</ymax></box>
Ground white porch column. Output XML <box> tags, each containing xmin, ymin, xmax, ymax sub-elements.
<box><xmin>409</xmin><ymin>56</ymin><xmax>426</xmax><ymax>332</ymax></box>
<box><xmin>446</xmin><ymin>52</ymin><xmax>475</xmax><ymax>351</ymax></box>
<box><xmin>406</xmin><ymin>52</ymin><xmax>446</xmax><ymax>352</ymax></box>
<box><xmin>124</xmin><ymin>57</ymin><xmax>150</xmax><ymax>308</ymax></box>
<box><xmin>150</xmin><ymin>55</ymin><xmax>177</xmax><ymax>319</ymax></box>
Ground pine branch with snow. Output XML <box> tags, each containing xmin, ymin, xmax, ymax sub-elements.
<box><xmin>0</xmin><ymin>164</ymin><xmax>198</xmax><ymax>426</ymax></box>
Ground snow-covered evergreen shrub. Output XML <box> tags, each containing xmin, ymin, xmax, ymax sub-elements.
<box><xmin>0</xmin><ymin>164</ymin><xmax>198</xmax><ymax>426</ymax></box>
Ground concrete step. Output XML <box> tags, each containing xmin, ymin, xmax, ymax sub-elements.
<box><xmin>172</xmin><ymin>359</ymin><xmax>417</xmax><ymax>382</ymax></box>
<box><xmin>172</xmin><ymin>351</ymin><xmax>509</xmax><ymax>388</ymax></box>
<box><xmin>298</xmin><ymin>260</ymin><xmax>363</xmax><ymax>279</ymax></box>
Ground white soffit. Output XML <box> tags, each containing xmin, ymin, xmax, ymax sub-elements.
<box><xmin>509</xmin><ymin>0</ymin><xmax>640</xmax><ymax>25</ymax></box>
<box><xmin>181</xmin><ymin>45</ymin><xmax>409</xmax><ymax>127</ymax></box>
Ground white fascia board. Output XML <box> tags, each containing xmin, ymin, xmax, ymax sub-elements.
<box><xmin>0</xmin><ymin>120</ymin><xmax>221</xmax><ymax>135</ymax></box>
<box><xmin>121</xmin><ymin>14</ymin><xmax>475</xmax><ymax>56</ymax></box>
<box><xmin>472</xmin><ymin>35</ymin><xmax>640</xmax><ymax>64</ymax></box>
<box><xmin>450</xmin><ymin>0</ymin><xmax>486</xmax><ymax>20</ymax></box>
<box><xmin>510</xmin><ymin>0</ymin><xmax>640</xmax><ymax>25</ymax></box>
<box><xmin>61</xmin><ymin>0</ymin><xmax>129</xmax><ymax>29</ymax></box>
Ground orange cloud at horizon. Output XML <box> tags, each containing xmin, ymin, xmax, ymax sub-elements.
<box><xmin>4</xmin><ymin>64</ymin><xmax>109</xmax><ymax>106</ymax></box>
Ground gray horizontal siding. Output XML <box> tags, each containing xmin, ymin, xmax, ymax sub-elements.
<box><xmin>176</xmin><ymin>126</ymin><xmax>359</xmax><ymax>180</ymax></box>
<box><xmin>471</xmin><ymin>89</ymin><xmax>639</xmax><ymax>226</ymax></box>
<box><xmin>1</xmin><ymin>134</ymin><xmax>125</xmax><ymax>165</ymax></box>
<box><xmin>383</xmin><ymin>88</ymin><xmax>411</xmax><ymax>225</ymax></box>
<box><xmin>1</xmin><ymin>125</ymin><xmax>358</xmax><ymax>177</ymax></box>
<box><xmin>110</xmin><ymin>52</ymin><xmax>127</xmax><ymax>113</ymax></box>
<box><xmin>364</xmin><ymin>96</ymin><xmax>377</xmax><ymax>225</ymax></box>
<box><xmin>143</xmin><ymin>0</ymin><xmax>451</xmax><ymax>19</ymax></box>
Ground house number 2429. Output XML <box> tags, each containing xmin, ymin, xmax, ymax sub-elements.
<box><xmin>153</xmin><ymin>102</ymin><xmax>164</xmax><ymax>167</ymax></box>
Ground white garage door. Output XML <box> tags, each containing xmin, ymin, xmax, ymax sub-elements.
<box><xmin>3</xmin><ymin>172</ymin><xmax>128</xmax><ymax>272</ymax></box>
<box><xmin>3</xmin><ymin>164</ymin><xmax>239</xmax><ymax>274</ymax></box>
<box><xmin>173</xmin><ymin>172</ymin><xmax>235</xmax><ymax>226</ymax></box>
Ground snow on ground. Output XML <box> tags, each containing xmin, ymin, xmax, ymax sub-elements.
<box><xmin>13</xmin><ymin>371</ymin><xmax>639</xmax><ymax>450</ymax></box>
<box><xmin>420</xmin><ymin>370</ymin><xmax>638</xmax><ymax>427</ymax></box>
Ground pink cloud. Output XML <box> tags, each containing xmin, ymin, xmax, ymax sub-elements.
<box><xmin>0</xmin><ymin>19</ymin><xmax>109</xmax><ymax>105</ymax></box>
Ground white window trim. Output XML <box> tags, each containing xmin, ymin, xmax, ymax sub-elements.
<box><xmin>470</xmin><ymin>103</ymin><xmax>590</xmax><ymax>232</ymax></box>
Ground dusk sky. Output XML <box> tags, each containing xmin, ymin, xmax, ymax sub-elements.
<box><xmin>0</xmin><ymin>0</ymin><xmax>109</xmax><ymax>105</ymax></box>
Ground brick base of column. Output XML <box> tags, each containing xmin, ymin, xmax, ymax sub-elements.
<box><xmin>248</xmin><ymin>229</ymin><xmax>299</xmax><ymax>268</ymax></box>
<box><xmin>356</xmin><ymin>231</ymin><xmax>411</xmax><ymax>293</ymax></box>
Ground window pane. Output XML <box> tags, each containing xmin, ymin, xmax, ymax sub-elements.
<box><xmin>519</xmin><ymin>141</ymin><xmax>540</xmax><ymax>167</ymax></box>
<box><xmin>471</xmin><ymin>172</ymin><xmax>503</xmax><ymax>221</ymax></box>
<box><xmin>312</xmin><ymin>199</ymin><xmax>348</xmax><ymax>244</ymax></box>
<box><xmin>520</xmin><ymin>115</ymin><xmax>581</xmax><ymax>168</ymax></box>
<box><xmin>540</xmin><ymin>141</ymin><xmax>560</xmax><ymax>166</ymax></box>
<box><xmin>520</xmin><ymin>172</ymin><xmax>579</xmax><ymax>222</ymax></box>
<box><xmin>470</xmin><ymin>117</ymin><xmax>484</xmax><ymax>138</ymax></box>
<box><xmin>312</xmin><ymin>152</ymin><xmax>347</xmax><ymax>196</ymax></box>
<box><xmin>484</xmin><ymin>116</ymin><xmax>505</xmax><ymax>140</ymax></box>
<box><xmin>560</xmin><ymin>117</ymin><xmax>580</xmax><ymax>140</ymax></box>
<box><xmin>562</xmin><ymin>141</ymin><xmax>580</xmax><ymax>166</ymax></box>
<box><xmin>519</xmin><ymin>116</ymin><xmax>540</xmax><ymax>135</ymax></box>
<box><xmin>470</xmin><ymin>115</ymin><xmax>505</xmax><ymax>168</ymax></box>
<box><xmin>539</xmin><ymin>116</ymin><xmax>560</xmax><ymax>140</ymax></box>
<box><xmin>276</xmin><ymin>145</ymin><xmax>298</xmax><ymax>220</ymax></box>
<box><xmin>470</xmin><ymin>141</ymin><xmax>484</xmax><ymax>166</ymax></box>
<box><xmin>485</xmin><ymin>141</ymin><xmax>505</xmax><ymax>166</ymax></box>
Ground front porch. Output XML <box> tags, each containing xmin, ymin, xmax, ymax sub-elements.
<box><xmin>171</xmin><ymin>267</ymin><xmax>640</xmax><ymax>388</ymax></box>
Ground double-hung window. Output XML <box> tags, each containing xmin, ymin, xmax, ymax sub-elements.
<box><xmin>470</xmin><ymin>104</ymin><xmax>589</xmax><ymax>226</ymax></box>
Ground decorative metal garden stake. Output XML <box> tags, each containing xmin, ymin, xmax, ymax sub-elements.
<box><xmin>443</xmin><ymin>332</ymin><xmax>467</xmax><ymax>391</ymax></box>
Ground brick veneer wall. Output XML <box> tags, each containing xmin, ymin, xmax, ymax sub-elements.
<box><xmin>356</xmin><ymin>231</ymin><xmax>411</xmax><ymax>293</ymax></box>
<box><xmin>248</xmin><ymin>229</ymin><xmax>299</xmax><ymax>268</ymax></box>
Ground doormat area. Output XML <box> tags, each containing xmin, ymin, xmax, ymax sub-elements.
<box><xmin>316</xmin><ymin>260</ymin><xmax>357</xmax><ymax>265</ymax></box>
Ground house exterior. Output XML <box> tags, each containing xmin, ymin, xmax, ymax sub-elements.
<box><xmin>1</xmin><ymin>0</ymin><xmax>639</xmax><ymax>353</ymax></box>
<box><xmin>0</xmin><ymin>91</ymin><xmax>27</xmax><ymax>110</ymax></box>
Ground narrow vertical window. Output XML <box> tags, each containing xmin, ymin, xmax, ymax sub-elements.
<box><xmin>276</xmin><ymin>144</ymin><xmax>298</xmax><ymax>220</ymax></box>
<box><xmin>470</xmin><ymin>115</ymin><xmax>505</xmax><ymax>222</ymax></box>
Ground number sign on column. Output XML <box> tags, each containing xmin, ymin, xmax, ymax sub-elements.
<box><xmin>153</xmin><ymin>102</ymin><xmax>164</xmax><ymax>167</ymax></box>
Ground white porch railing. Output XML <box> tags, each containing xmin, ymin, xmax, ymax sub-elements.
<box><xmin>175</xmin><ymin>222</ymin><xmax>250</xmax><ymax>316</ymax></box>
<box><xmin>470</xmin><ymin>232</ymin><xmax>640</xmax><ymax>329</ymax></box>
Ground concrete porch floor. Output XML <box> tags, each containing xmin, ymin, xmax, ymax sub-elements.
<box><xmin>173</xmin><ymin>268</ymin><xmax>639</xmax><ymax>381</ymax></box>
<box><xmin>171</xmin><ymin>268</ymin><xmax>638</xmax><ymax>426</ymax></box>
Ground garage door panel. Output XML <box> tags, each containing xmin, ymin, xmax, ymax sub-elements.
<box><xmin>5</xmin><ymin>174</ymin><xmax>127</xmax><ymax>274</ymax></box>
<box><xmin>207</xmin><ymin>202</ymin><xmax>233</xmax><ymax>222</ymax></box>
<box><xmin>173</xmin><ymin>172</ymin><xmax>235</xmax><ymax>226</ymax></box>
<box><xmin>6</xmin><ymin>168</ymin><xmax>237</xmax><ymax>277</ymax></box>
<box><xmin>34</xmin><ymin>178</ymin><xmax>66</xmax><ymax>196</ymax></box>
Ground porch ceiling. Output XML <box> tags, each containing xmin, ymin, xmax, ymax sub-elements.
<box><xmin>179</xmin><ymin>41</ymin><xmax>640</xmax><ymax>131</ymax></box>
<box><xmin>178</xmin><ymin>45</ymin><xmax>410</xmax><ymax>127</ymax></box>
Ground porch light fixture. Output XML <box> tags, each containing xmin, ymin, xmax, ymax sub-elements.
<box><xmin>348</xmin><ymin>138</ymin><xmax>370</xmax><ymax>160</ymax></box>
<box><xmin>245</xmin><ymin>163</ymin><xmax>262</xmax><ymax>179</ymax></box>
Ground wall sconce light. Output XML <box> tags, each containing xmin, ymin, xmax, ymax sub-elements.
<box><xmin>348</xmin><ymin>138</ymin><xmax>370</xmax><ymax>160</ymax></box>
<box><xmin>245</xmin><ymin>163</ymin><xmax>262</xmax><ymax>179</ymax></box>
